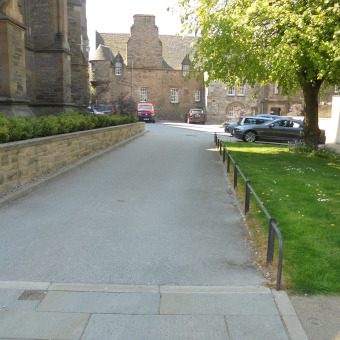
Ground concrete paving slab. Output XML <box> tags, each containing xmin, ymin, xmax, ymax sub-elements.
<box><xmin>0</xmin><ymin>290</ymin><xmax>39</xmax><ymax>311</ymax></box>
<box><xmin>49</xmin><ymin>282</ymin><xmax>159</xmax><ymax>293</ymax></box>
<box><xmin>272</xmin><ymin>290</ymin><xmax>308</xmax><ymax>340</ymax></box>
<box><xmin>160</xmin><ymin>285</ymin><xmax>269</xmax><ymax>294</ymax></box>
<box><xmin>160</xmin><ymin>292</ymin><xmax>279</xmax><ymax>316</ymax></box>
<box><xmin>226</xmin><ymin>315</ymin><xmax>288</xmax><ymax>340</ymax></box>
<box><xmin>0</xmin><ymin>311</ymin><xmax>89</xmax><ymax>339</ymax></box>
<box><xmin>0</xmin><ymin>281</ymin><xmax>51</xmax><ymax>290</ymax></box>
<box><xmin>82</xmin><ymin>314</ymin><xmax>229</xmax><ymax>340</ymax></box>
<box><xmin>36</xmin><ymin>291</ymin><xmax>160</xmax><ymax>314</ymax></box>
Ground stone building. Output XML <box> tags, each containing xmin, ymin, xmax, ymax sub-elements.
<box><xmin>207</xmin><ymin>81</ymin><xmax>338</xmax><ymax>123</ymax></box>
<box><xmin>0</xmin><ymin>0</ymin><xmax>89</xmax><ymax>117</ymax></box>
<box><xmin>89</xmin><ymin>14</ymin><xmax>204</xmax><ymax>121</ymax></box>
<box><xmin>207</xmin><ymin>81</ymin><xmax>305</xmax><ymax>123</ymax></box>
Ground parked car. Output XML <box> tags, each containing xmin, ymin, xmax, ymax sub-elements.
<box><xmin>87</xmin><ymin>106</ymin><xmax>104</xmax><ymax>115</ymax></box>
<box><xmin>224</xmin><ymin>116</ymin><xmax>274</xmax><ymax>135</ymax></box>
<box><xmin>136</xmin><ymin>103</ymin><xmax>155</xmax><ymax>123</ymax></box>
<box><xmin>256</xmin><ymin>114</ymin><xmax>281</xmax><ymax>119</ymax></box>
<box><xmin>185</xmin><ymin>108</ymin><xmax>206</xmax><ymax>124</ymax></box>
<box><xmin>87</xmin><ymin>105</ymin><xmax>115</xmax><ymax>115</ymax></box>
<box><xmin>233</xmin><ymin>118</ymin><xmax>326</xmax><ymax>144</ymax></box>
<box><xmin>96</xmin><ymin>105</ymin><xmax>115</xmax><ymax>114</ymax></box>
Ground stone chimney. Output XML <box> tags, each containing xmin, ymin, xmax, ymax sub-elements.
<box><xmin>127</xmin><ymin>14</ymin><xmax>163</xmax><ymax>69</ymax></box>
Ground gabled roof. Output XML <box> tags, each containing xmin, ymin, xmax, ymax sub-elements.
<box><xmin>93</xmin><ymin>31</ymin><xmax>196</xmax><ymax>70</ymax></box>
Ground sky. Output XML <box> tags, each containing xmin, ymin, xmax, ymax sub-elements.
<box><xmin>86</xmin><ymin>0</ymin><xmax>183</xmax><ymax>57</ymax></box>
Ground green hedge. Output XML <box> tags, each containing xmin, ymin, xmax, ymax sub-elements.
<box><xmin>0</xmin><ymin>111</ymin><xmax>138</xmax><ymax>143</ymax></box>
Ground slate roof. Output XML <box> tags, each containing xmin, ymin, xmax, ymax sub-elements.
<box><xmin>92</xmin><ymin>31</ymin><xmax>196</xmax><ymax>70</ymax></box>
<box><xmin>91</xmin><ymin>44</ymin><xmax>114</xmax><ymax>62</ymax></box>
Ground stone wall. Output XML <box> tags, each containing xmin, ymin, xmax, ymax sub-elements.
<box><xmin>0</xmin><ymin>123</ymin><xmax>144</xmax><ymax>195</ymax></box>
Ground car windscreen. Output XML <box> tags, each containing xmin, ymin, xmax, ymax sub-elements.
<box><xmin>138</xmin><ymin>106</ymin><xmax>153</xmax><ymax>111</ymax></box>
<box><xmin>191</xmin><ymin>110</ymin><xmax>203</xmax><ymax>114</ymax></box>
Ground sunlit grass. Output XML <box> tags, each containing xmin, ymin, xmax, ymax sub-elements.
<box><xmin>223</xmin><ymin>142</ymin><xmax>340</xmax><ymax>294</ymax></box>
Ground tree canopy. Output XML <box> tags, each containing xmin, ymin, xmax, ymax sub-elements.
<box><xmin>177</xmin><ymin>0</ymin><xmax>340</xmax><ymax>144</ymax></box>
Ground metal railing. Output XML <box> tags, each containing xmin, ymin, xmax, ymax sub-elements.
<box><xmin>215</xmin><ymin>133</ymin><xmax>283</xmax><ymax>290</ymax></box>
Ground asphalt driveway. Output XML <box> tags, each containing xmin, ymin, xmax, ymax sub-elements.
<box><xmin>0</xmin><ymin>122</ymin><xmax>262</xmax><ymax>286</ymax></box>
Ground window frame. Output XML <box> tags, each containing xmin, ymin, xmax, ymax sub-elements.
<box><xmin>183</xmin><ymin>65</ymin><xmax>190</xmax><ymax>77</ymax></box>
<box><xmin>195</xmin><ymin>91</ymin><xmax>201</xmax><ymax>102</ymax></box>
<box><xmin>115</xmin><ymin>62</ymin><xmax>122</xmax><ymax>76</ymax></box>
<box><xmin>140</xmin><ymin>87</ymin><xmax>147</xmax><ymax>102</ymax></box>
<box><xmin>170</xmin><ymin>88</ymin><xmax>179</xmax><ymax>103</ymax></box>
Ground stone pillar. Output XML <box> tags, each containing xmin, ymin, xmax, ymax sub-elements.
<box><xmin>0</xmin><ymin>0</ymin><xmax>33</xmax><ymax>116</ymax></box>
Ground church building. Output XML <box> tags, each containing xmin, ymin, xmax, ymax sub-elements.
<box><xmin>0</xmin><ymin>0</ymin><xmax>89</xmax><ymax>116</ymax></box>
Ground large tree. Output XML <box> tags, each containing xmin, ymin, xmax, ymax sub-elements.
<box><xmin>177</xmin><ymin>0</ymin><xmax>340</xmax><ymax>145</ymax></box>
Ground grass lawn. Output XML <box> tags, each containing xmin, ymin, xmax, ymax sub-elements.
<box><xmin>222</xmin><ymin>142</ymin><xmax>340</xmax><ymax>294</ymax></box>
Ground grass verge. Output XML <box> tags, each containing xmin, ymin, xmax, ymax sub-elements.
<box><xmin>222</xmin><ymin>142</ymin><xmax>340</xmax><ymax>294</ymax></box>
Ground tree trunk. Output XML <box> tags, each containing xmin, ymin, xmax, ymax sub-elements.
<box><xmin>301</xmin><ymin>80</ymin><xmax>323</xmax><ymax>146</ymax></box>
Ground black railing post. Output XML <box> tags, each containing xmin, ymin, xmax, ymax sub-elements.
<box><xmin>214</xmin><ymin>132</ymin><xmax>217</xmax><ymax>144</ymax></box>
<box><xmin>223</xmin><ymin>146</ymin><xmax>226</xmax><ymax>163</ymax></box>
<box><xmin>234</xmin><ymin>163</ymin><xmax>238</xmax><ymax>188</ymax></box>
<box><xmin>266</xmin><ymin>217</ymin><xmax>276</xmax><ymax>264</ymax></box>
<box><xmin>227</xmin><ymin>153</ymin><xmax>230</xmax><ymax>173</ymax></box>
<box><xmin>219</xmin><ymin>141</ymin><xmax>222</xmax><ymax>155</ymax></box>
<box><xmin>245</xmin><ymin>181</ymin><xmax>250</xmax><ymax>214</ymax></box>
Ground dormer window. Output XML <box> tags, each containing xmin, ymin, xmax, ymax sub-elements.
<box><xmin>183</xmin><ymin>64</ymin><xmax>190</xmax><ymax>77</ymax></box>
<box><xmin>115</xmin><ymin>62</ymin><xmax>122</xmax><ymax>76</ymax></box>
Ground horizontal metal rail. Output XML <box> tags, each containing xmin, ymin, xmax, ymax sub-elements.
<box><xmin>215</xmin><ymin>133</ymin><xmax>283</xmax><ymax>290</ymax></box>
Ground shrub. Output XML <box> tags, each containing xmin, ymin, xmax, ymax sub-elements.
<box><xmin>0</xmin><ymin>111</ymin><xmax>138</xmax><ymax>143</ymax></box>
<box><xmin>0</xmin><ymin>114</ymin><xmax>10</xmax><ymax>143</ymax></box>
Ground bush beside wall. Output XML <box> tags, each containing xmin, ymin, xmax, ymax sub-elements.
<box><xmin>0</xmin><ymin>123</ymin><xmax>144</xmax><ymax>195</ymax></box>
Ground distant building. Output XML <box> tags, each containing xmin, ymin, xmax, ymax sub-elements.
<box><xmin>0</xmin><ymin>0</ymin><xmax>89</xmax><ymax>117</ymax></box>
<box><xmin>90</xmin><ymin>14</ymin><xmax>205</xmax><ymax>121</ymax></box>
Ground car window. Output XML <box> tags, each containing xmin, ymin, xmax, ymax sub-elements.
<box><xmin>191</xmin><ymin>110</ymin><xmax>203</xmax><ymax>114</ymax></box>
<box><xmin>292</xmin><ymin>122</ymin><xmax>302</xmax><ymax>128</ymax></box>
<box><xmin>256</xmin><ymin>119</ymin><xmax>267</xmax><ymax>124</ymax></box>
<box><xmin>138</xmin><ymin>105</ymin><xmax>153</xmax><ymax>111</ymax></box>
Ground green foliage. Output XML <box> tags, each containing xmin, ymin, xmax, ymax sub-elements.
<box><xmin>0</xmin><ymin>112</ymin><xmax>138</xmax><ymax>143</ymax></box>
<box><xmin>223</xmin><ymin>142</ymin><xmax>340</xmax><ymax>294</ymax></box>
<box><xmin>0</xmin><ymin>114</ymin><xmax>10</xmax><ymax>143</ymax></box>
<box><xmin>177</xmin><ymin>0</ymin><xmax>340</xmax><ymax>143</ymax></box>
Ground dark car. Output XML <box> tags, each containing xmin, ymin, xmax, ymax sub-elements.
<box><xmin>256</xmin><ymin>114</ymin><xmax>282</xmax><ymax>119</ymax></box>
<box><xmin>233</xmin><ymin>118</ymin><xmax>326</xmax><ymax>144</ymax></box>
<box><xmin>185</xmin><ymin>108</ymin><xmax>206</xmax><ymax>124</ymax></box>
<box><xmin>96</xmin><ymin>105</ymin><xmax>115</xmax><ymax>114</ymax></box>
<box><xmin>137</xmin><ymin>103</ymin><xmax>156</xmax><ymax>123</ymax></box>
<box><xmin>87</xmin><ymin>105</ymin><xmax>115</xmax><ymax>115</ymax></box>
<box><xmin>224</xmin><ymin>116</ymin><xmax>273</xmax><ymax>135</ymax></box>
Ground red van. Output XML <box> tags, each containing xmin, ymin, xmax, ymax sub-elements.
<box><xmin>136</xmin><ymin>103</ymin><xmax>155</xmax><ymax>123</ymax></box>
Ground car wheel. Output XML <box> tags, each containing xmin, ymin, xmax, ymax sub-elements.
<box><xmin>243</xmin><ymin>131</ymin><xmax>256</xmax><ymax>143</ymax></box>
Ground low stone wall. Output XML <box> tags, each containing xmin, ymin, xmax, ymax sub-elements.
<box><xmin>0</xmin><ymin>123</ymin><xmax>145</xmax><ymax>195</ymax></box>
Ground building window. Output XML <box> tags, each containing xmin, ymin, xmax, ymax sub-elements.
<box><xmin>183</xmin><ymin>65</ymin><xmax>190</xmax><ymax>77</ymax></box>
<box><xmin>195</xmin><ymin>91</ymin><xmax>201</xmax><ymax>102</ymax></box>
<box><xmin>228</xmin><ymin>104</ymin><xmax>243</xmax><ymax>117</ymax></box>
<box><xmin>140</xmin><ymin>88</ymin><xmax>147</xmax><ymax>102</ymax></box>
<box><xmin>274</xmin><ymin>83</ymin><xmax>279</xmax><ymax>94</ymax></box>
<box><xmin>237</xmin><ymin>83</ymin><xmax>245</xmax><ymax>96</ymax></box>
<box><xmin>171</xmin><ymin>88</ymin><xmax>179</xmax><ymax>103</ymax></box>
<box><xmin>335</xmin><ymin>85</ymin><xmax>339</xmax><ymax>94</ymax></box>
<box><xmin>91</xmin><ymin>62</ymin><xmax>95</xmax><ymax>72</ymax></box>
<box><xmin>115</xmin><ymin>62</ymin><xmax>122</xmax><ymax>76</ymax></box>
<box><xmin>227</xmin><ymin>85</ymin><xmax>236</xmax><ymax>96</ymax></box>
